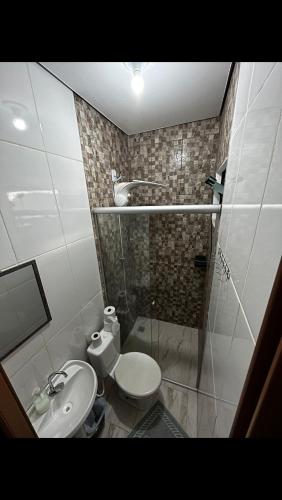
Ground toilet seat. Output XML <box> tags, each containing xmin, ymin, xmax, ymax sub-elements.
<box><xmin>114</xmin><ymin>352</ymin><xmax>162</xmax><ymax>398</ymax></box>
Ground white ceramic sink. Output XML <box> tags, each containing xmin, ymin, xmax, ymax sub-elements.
<box><xmin>29</xmin><ymin>360</ymin><xmax>97</xmax><ymax>438</ymax></box>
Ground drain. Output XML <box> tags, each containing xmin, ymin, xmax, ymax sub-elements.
<box><xmin>63</xmin><ymin>402</ymin><xmax>73</xmax><ymax>415</ymax></box>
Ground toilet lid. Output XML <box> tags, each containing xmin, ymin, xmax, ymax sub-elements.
<box><xmin>114</xmin><ymin>352</ymin><xmax>161</xmax><ymax>398</ymax></box>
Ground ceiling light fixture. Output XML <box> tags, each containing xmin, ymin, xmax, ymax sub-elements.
<box><xmin>124</xmin><ymin>62</ymin><xmax>149</xmax><ymax>96</ymax></box>
<box><xmin>131</xmin><ymin>69</ymin><xmax>144</xmax><ymax>96</ymax></box>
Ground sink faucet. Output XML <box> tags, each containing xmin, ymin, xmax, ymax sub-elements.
<box><xmin>47</xmin><ymin>371</ymin><xmax>68</xmax><ymax>397</ymax></box>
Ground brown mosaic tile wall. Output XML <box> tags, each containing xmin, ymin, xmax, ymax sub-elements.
<box><xmin>74</xmin><ymin>94</ymin><xmax>129</xmax><ymax>207</ymax></box>
<box><xmin>127</xmin><ymin>118</ymin><xmax>220</xmax><ymax>328</ymax></box>
<box><xmin>128</xmin><ymin>119</ymin><xmax>219</xmax><ymax>206</ymax></box>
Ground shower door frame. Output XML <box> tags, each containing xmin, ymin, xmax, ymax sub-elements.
<box><xmin>93</xmin><ymin>204</ymin><xmax>221</xmax><ymax>391</ymax></box>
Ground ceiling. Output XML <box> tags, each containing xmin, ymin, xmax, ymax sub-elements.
<box><xmin>40</xmin><ymin>62</ymin><xmax>232</xmax><ymax>135</ymax></box>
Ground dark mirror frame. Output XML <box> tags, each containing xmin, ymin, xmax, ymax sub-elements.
<box><xmin>0</xmin><ymin>260</ymin><xmax>52</xmax><ymax>360</ymax></box>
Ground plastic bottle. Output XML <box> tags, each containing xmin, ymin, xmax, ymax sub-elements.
<box><xmin>32</xmin><ymin>388</ymin><xmax>50</xmax><ymax>415</ymax></box>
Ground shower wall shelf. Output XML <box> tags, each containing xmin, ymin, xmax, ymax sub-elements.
<box><xmin>92</xmin><ymin>204</ymin><xmax>221</xmax><ymax>215</ymax></box>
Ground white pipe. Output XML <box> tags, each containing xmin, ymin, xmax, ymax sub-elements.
<box><xmin>92</xmin><ymin>205</ymin><xmax>221</xmax><ymax>215</ymax></box>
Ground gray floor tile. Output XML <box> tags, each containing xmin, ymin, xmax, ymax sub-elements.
<box><xmin>99</xmin><ymin>421</ymin><xmax>129</xmax><ymax>438</ymax></box>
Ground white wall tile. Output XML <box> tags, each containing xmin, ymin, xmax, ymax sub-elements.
<box><xmin>80</xmin><ymin>291</ymin><xmax>104</xmax><ymax>341</ymax></box>
<box><xmin>0</xmin><ymin>62</ymin><xmax>44</xmax><ymax>149</ymax></box>
<box><xmin>213</xmin><ymin>400</ymin><xmax>237</xmax><ymax>438</ymax></box>
<box><xmin>231</xmin><ymin>62</ymin><xmax>253</xmax><ymax>135</ymax></box>
<box><xmin>197</xmin><ymin>393</ymin><xmax>217</xmax><ymax>438</ymax></box>
<box><xmin>0</xmin><ymin>212</ymin><xmax>16</xmax><ymax>270</ymax></box>
<box><xmin>28</xmin><ymin>63</ymin><xmax>82</xmax><ymax>161</ymax></box>
<box><xmin>218</xmin><ymin>204</ymin><xmax>233</xmax><ymax>254</ymax></box>
<box><xmin>233</xmin><ymin>103</ymin><xmax>280</xmax><ymax>205</ymax></box>
<box><xmin>212</xmin><ymin>332</ymin><xmax>233</xmax><ymax>401</ymax></box>
<box><xmin>220</xmin><ymin>307</ymin><xmax>255</xmax><ymax>403</ymax></box>
<box><xmin>0</xmin><ymin>63</ymin><xmax>104</xmax><ymax>417</ymax></box>
<box><xmin>225</xmin><ymin>204</ymin><xmax>260</xmax><ymax>299</ymax></box>
<box><xmin>47</xmin><ymin>153</ymin><xmax>93</xmax><ymax>243</ymax></box>
<box><xmin>249</xmin><ymin>62</ymin><xmax>282</xmax><ymax>110</ymax></box>
<box><xmin>0</xmin><ymin>141</ymin><xmax>64</xmax><ymax>261</ymax></box>
<box><xmin>36</xmin><ymin>246</ymin><xmax>81</xmax><ymax>342</ymax></box>
<box><xmin>248</xmin><ymin>62</ymin><xmax>276</xmax><ymax>107</ymax></box>
<box><xmin>212</xmin><ymin>278</ymin><xmax>239</xmax><ymax>400</ymax></box>
<box><xmin>203</xmin><ymin>62</ymin><xmax>282</xmax><ymax>435</ymax></box>
<box><xmin>198</xmin><ymin>330</ymin><xmax>214</xmax><ymax>396</ymax></box>
<box><xmin>212</xmin><ymin>276</ymin><xmax>239</xmax><ymax>339</ymax></box>
<box><xmin>46</xmin><ymin>313</ymin><xmax>87</xmax><ymax>371</ymax></box>
<box><xmin>67</xmin><ymin>236</ymin><xmax>101</xmax><ymax>309</ymax></box>
<box><xmin>242</xmin><ymin>205</ymin><xmax>282</xmax><ymax>340</ymax></box>
<box><xmin>9</xmin><ymin>346</ymin><xmax>53</xmax><ymax>410</ymax></box>
<box><xmin>221</xmin><ymin>120</ymin><xmax>244</xmax><ymax>206</ymax></box>
<box><xmin>263</xmin><ymin>115</ymin><xmax>282</xmax><ymax>204</ymax></box>
<box><xmin>2</xmin><ymin>331</ymin><xmax>44</xmax><ymax>378</ymax></box>
<box><xmin>207</xmin><ymin>251</ymin><xmax>221</xmax><ymax>333</ymax></box>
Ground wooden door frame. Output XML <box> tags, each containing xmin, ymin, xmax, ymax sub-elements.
<box><xmin>0</xmin><ymin>364</ymin><xmax>37</xmax><ymax>438</ymax></box>
<box><xmin>230</xmin><ymin>257</ymin><xmax>282</xmax><ymax>438</ymax></box>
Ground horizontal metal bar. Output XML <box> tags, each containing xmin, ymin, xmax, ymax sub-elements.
<box><xmin>92</xmin><ymin>204</ymin><xmax>221</xmax><ymax>215</ymax></box>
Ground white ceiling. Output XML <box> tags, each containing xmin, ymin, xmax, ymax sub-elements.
<box><xmin>40</xmin><ymin>62</ymin><xmax>232</xmax><ymax>135</ymax></box>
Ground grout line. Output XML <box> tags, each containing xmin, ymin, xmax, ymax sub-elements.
<box><xmin>26</xmin><ymin>62</ymin><xmax>47</xmax><ymax>150</ymax></box>
<box><xmin>163</xmin><ymin>376</ymin><xmax>237</xmax><ymax>407</ymax></box>
<box><xmin>0</xmin><ymin>129</ymin><xmax>83</xmax><ymax>164</ymax></box>
<box><xmin>209</xmin><ymin>324</ymin><xmax>217</xmax><ymax>412</ymax></box>
<box><xmin>230</xmin><ymin>62</ymin><xmax>278</xmax><ymax>142</ymax></box>
<box><xmin>229</xmin><ymin>62</ymin><xmax>254</xmax><ymax>142</ymax></box>
<box><xmin>0</xmin><ymin>234</ymin><xmax>95</xmax><ymax>273</ymax></box>
<box><xmin>0</xmin><ymin>209</ymin><xmax>18</xmax><ymax>265</ymax></box>
<box><xmin>247</xmin><ymin>62</ymin><xmax>278</xmax><ymax>111</ymax></box>
<box><xmin>161</xmin><ymin>377</ymin><xmax>198</xmax><ymax>393</ymax></box>
<box><xmin>229</xmin><ymin>274</ymin><xmax>256</xmax><ymax>345</ymax></box>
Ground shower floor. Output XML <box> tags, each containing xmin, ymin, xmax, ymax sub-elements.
<box><xmin>122</xmin><ymin>316</ymin><xmax>198</xmax><ymax>388</ymax></box>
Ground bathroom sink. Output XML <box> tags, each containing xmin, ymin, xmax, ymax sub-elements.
<box><xmin>29</xmin><ymin>360</ymin><xmax>97</xmax><ymax>438</ymax></box>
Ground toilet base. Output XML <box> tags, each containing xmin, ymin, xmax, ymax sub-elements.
<box><xmin>117</xmin><ymin>386</ymin><xmax>158</xmax><ymax>411</ymax></box>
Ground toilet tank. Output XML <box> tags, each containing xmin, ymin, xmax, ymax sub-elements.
<box><xmin>87</xmin><ymin>330</ymin><xmax>119</xmax><ymax>377</ymax></box>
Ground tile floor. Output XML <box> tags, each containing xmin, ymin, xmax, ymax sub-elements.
<box><xmin>122</xmin><ymin>316</ymin><xmax>198</xmax><ymax>388</ymax></box>
<box><xmin>98</xmin><ymin>378</ymin><xmax>198</xmax><ymax>438</ymax></box>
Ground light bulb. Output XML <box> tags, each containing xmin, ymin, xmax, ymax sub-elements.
<box><xmin>131</xmin><ymin>70</ymin><xmax>144</xmax><ymax>95</ymax></box>
<box><xmin>12</xmin><ymin>117</ymin><xmax>27</xmax><ymax>131</ymax></box>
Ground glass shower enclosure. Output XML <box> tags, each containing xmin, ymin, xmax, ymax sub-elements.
<box><xmin>94</xmin><ymin>204</ymin><xmax>220</xmax><ymax>389</ymax></box>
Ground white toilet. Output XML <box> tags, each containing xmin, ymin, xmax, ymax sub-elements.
<box><xmin>87</xmin><ymin>328</ymin><xmax>162</xmax><ymax>410</ymax></box>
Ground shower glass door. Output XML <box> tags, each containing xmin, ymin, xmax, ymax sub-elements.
<box><xmin>95</xmin><ymin>211</ymin><xmax>212</xmax><ymax>390</ymax></box>
<box><xmin>95</xmin><ymin>213</ymin><xmax>155</xmax><ymax>353</ymax></box>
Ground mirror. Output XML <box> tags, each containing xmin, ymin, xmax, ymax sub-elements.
<box><xmin>0</xmin><ymin>260</ymin><xmax>51</xmax><ymax>359</ymax></box>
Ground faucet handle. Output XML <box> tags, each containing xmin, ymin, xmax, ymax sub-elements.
<box><xmin>47</xmin><ymin>371</ymin><xmax>68</xmax><ymax>397</ymax></box>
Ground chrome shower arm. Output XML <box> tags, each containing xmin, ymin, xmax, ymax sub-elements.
<box><xmin>130</xmin><ymin>180</ymin><xmax>166</xmax><ymax>189</ymax></box>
